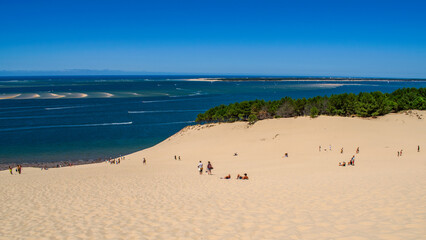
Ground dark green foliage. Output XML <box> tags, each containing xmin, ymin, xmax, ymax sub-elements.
<box><xmin>248</xmin><ymin>114</ymin><xmax>258</xmax><ymax>124</ymax></box>
<box><xmin>310</xmin><ymin>106</ymin><xmax>319</xmax><ymax>118</ymax></box>
<box><xmin>195</xmin><ymin>88</ymin><xmax>426</xmax><ymax>123</ymax></box>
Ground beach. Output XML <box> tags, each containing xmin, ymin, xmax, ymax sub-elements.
<box><xmin>1</xmin><ymin>111</ymin><xmax>425</xmax><ymax>239</ymax></box>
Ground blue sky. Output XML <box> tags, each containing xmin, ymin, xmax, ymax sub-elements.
<box><xmin>1</xmin><ymin>0</ymin><xmax>425</xmax><ymax>77</ymax></box>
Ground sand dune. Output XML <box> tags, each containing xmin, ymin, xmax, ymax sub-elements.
<box><xmin>1</xmin><ymin>111</ymin><xmax>425</xmax><ymax>239</ymax></box>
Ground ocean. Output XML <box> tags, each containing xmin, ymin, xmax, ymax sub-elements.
<box><xmin>1</xmin><ymin>76</ymin><xmax>425</xmax><ymax>165</ymax></box>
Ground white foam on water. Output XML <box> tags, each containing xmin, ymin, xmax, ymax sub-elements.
<box><xmin>14</xmin><ymin>93</ymin><xmax>41</xmax><ymax>99</ymax></box>
<box><xmin>45</xmin><ymin>105</ymin><xmax>88</xmax><ymax>110</ymax></box>
<box><xmin>0</xmin><ymin>94</ymin><xmax>22</xmax><ymax>100</ymax></box>
<box><xmin>0</xmin><ymin>122</ymin><xmax>133</xmax><ymax>132</ymax></box>
<box><xmin>0</xmin><ymin>114</ymin><xmax>76</xmax><ymax>120</ymax></box>
<box><xmin>128</xmin><ymin>110</ymin><xmax>206</xmax><ymax>114</ymax></box>
<box><xmin>148</xmin><ymin>121</ymin><xmax>195</xmax><ymax>126</ymax></box>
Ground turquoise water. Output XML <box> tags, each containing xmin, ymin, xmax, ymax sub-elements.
<box><xmin>1</xmin><ymin>76</ymin><xmax>425</xmax><ymax>164</ymax></box>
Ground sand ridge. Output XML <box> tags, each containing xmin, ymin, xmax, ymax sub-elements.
<box><xmin>1</xmin><ymin>111</ymin><xmax>425</xmax><ymax>239</ymax></box>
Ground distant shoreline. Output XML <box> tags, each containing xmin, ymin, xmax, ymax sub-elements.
<box><xmin>213</xmin><ymin>77</ymin><xmax>426</xmax><ymax>82</ymax></box>
<box><xmin>1</xmin><ymin>75</ymin><xmax>425</xmax><ymax>81</ymax></box>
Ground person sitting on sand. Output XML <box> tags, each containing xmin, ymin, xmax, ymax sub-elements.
<box><xmin>242</xmin><ymin>173</ymin><xmax>249</xmax><ymax>180</ymax></box>
<box><xmin>234</xmin><ymin>153</ymin><xmax>238</xmax><ymax>156</ymax></box>
<box><xmin>236</xmin><ymin>174</ymin><xmax>242</xmax><ymax>179</ymax></box>
<box><xmin>224</xmin><ymin>174</ymin><xmax>231</xmax><ymax>179</ymax></box>
<box><xmin>284</xmin><ymin>153</ymin><xmax>288</xmax><ymax>158</ymax></box>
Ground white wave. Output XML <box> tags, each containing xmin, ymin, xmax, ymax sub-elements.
<box><xmin>0</xmin><ymin>114</ymin><xmax>77</xmax><ymax>120</ymax></box>
<box><xmin>100</xmin><ymin>92</ymin><xmax>114</xmax><ymax>97</ymax></box>
<box><xmin>0</xmin><ymin>108</ymin><xmax>43</xmax><ymax>114</ymax></box>
<box><xmin>188</xmin><ymin>91</ymin><xmax>206</xmax><ymax>96</ymax></box>
<box><xmin>142</xmin><ymin>99</ymin><xmax>190</xmax><ymax>103</ymax></box>
<box><xmin>45</xmin><ymin>105</ymin><xmax>88</xmax><ymax>110</ymax></box>
<box><xmin>176</xmin><ymin>78</ymin><xmax>220</xmax><ymax>82</ymax></box>
<box><xmin>0</xmin><ymin>105</ymin><xmax>46</xmax><ymax>110</ymax></box>
<box><xmin>149</xmin><ymin>121</ymin><xmax>195</xmax><ymax>126</ymax></box>
<box><xmin>128</xmin><ymin>110</ymin><xmax>206</xmax><ymax>114</ymax></box>
<box><xmin>40</xmin><ymin>93</ymin><xmax>66</xmax><ymax>99</ymax></box>
<box><xmin>0</xmin><ymin>122</ymin><xmax>133</xmax><ymax>132</ymax></box>
<box><xmin>0</xmin><ymin>80</ymin><xmax>33</xmax><ymax>83</ymax></box>
<box><xmin>62</xmin><ymin>93</ymin><xmax>88</xmax><ymax>98</ymax></box>
<box><xmin>0</xmin><ymin>94</ymin><xmax>22</xmax><ymax>100</ymax></box>
<box><xmin>14</xmin><ymin>93</ymin><xmax>41</xmax><ymax>99</ymax></box>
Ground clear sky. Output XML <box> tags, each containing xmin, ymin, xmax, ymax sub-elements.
<box><xmin>1</xmin><ymin>0</ymin><xmax>426</xmax><ymax>77</ymax></box>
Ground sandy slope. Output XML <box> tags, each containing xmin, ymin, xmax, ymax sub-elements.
<box><xmin>1</xmin><ymin>111</ymin><xmax>425</xmax><ymax>240</ymax></box>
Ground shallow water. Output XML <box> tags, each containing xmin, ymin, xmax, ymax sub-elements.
<box><xmin>1</xmin><ymin>76</ymin><xmax>425</xmax><ymax>164</ymax></box>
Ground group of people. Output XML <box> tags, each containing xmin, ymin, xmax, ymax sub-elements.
<box><xmin>197</xmin><ymin>161</ymin><xmax>214</xmax><ymax>175</ymax></box>
<box><xmin>222</xmin><ymin>173</ymin><xmax>249</xmax><ymax>180</ymax></box>
<box><xmin>107</xmin><ymin>156</ymin><xmax>125</xmax><ymax>165</ymax></box>
<box><xmin>339</xmin><ymin>155</ymin><xmax>356</xmax><ymax>167</ymax></box>
<box><xmin>196</xmin><ymin>160</ymin><xmax>249</xmax><ymax>180</ymax></box>
<box><xmin>9</xmin><ymin>165</ymin><xmax>22</xmax><ymax>175</ymax></box>
<box><xmin>339</xmin><ymin>147</ymin><xmax>359</xmax><ymax>167</ymax></box>
<box><xmin>397</xmin><ymin>145</ymin><xmax>421</xmax><ymax>157</ymax></box>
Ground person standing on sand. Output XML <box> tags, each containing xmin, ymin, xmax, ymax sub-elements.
<box><xmin>198</xmin><ymin>161</ymin><xmax>203</xmax><ymax>175</ymax></box>
<box><xmin>143</xmin><ymin>158</ymin><xmax>146</xmax><ymax>165</ymax></box>
<box><xmin>418</xmin><ymin>145</ymin><xmax>420</xmax><ymax>152</ymax></box>
<box><xmin>207</xmin><ymin>161</ymin><xmax>213</xmax><ymax>175</ymax></box>
<box><xmin>18</xmin><ymin>165</ymin><xmax>22</xmax><ymax>174</ymax></box>
<box><xmin>356</xmin><ymin>147</ymin><xmax>360</xmax><ymax>154</ymax></box>
<box><xmin>9</xmin><ymin>166</ymin><xmax>13</xmax><ymax>175</ymax></box>
<box><xmin>174</xmin><ymin>155</ymin><xmax>177</xmax><ymax>160</ymax></box>
<box><xmin>341</xmin><ymin>148</ymin><xmax>343</xmax><ymax>154</ymax></box>
<box><xmin>319</xmin><ymin>146</ymin><xmax>321</xmax><ymax>152</ymax></box>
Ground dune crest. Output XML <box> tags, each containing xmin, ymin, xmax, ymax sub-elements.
<box><xmin>1</xmin><ymin>111</ymin><xmax>425</xmax><ymax>239</ymax></box>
